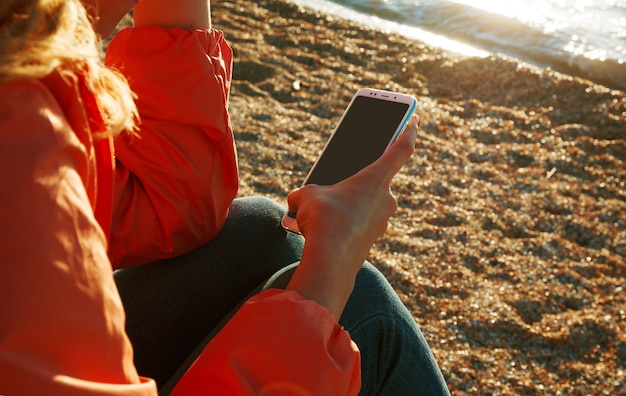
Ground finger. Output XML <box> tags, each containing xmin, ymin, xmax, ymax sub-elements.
<box><xmin>285</xmin><ymin>184</ymin><xmax>319</xmax><ymax>217</ymax></box>
<box><xmin>285</xmin><ymin>187</ymin><xmax>304</xmax><ymax>213</ymax></box>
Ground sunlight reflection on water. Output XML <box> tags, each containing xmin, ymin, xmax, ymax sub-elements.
<box><xmin>450</xmin><ymin>0</ymin><xmax>626</xmax><ymax>62</ymax></box>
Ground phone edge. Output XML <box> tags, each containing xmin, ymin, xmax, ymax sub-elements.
<box><xmin>281</xmin><ymin>88</ymin><xmax>417</xmax><ymax>235</ymax></box>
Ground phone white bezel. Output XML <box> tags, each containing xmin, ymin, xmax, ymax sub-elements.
<box><xmin>281</xmin><ymin>88</ymin><xmax>417</xmax><ymax>234</ymax></box>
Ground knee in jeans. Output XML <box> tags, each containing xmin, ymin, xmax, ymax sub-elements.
<box><xmin>233</xmin><ymin>196</ymin><xmax>287</xmax><ymax>225</ymax></box>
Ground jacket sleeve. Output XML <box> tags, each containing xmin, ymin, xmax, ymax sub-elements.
<box><xmin>171</xmin><ymin>290</ymin><xmax>362</xmax><ymax>395</ymax></box>
<box><xmin>0</xmin><ymin>80</ymin><xmax>157</xmax><ymax>396</ymax></box>
<box><xmin>104</xmin><ymin>27</ymin><xmax>239</xmax><ymax>269</ymax></box>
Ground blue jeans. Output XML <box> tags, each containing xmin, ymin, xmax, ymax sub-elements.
<box><xmin>114</xmin><ymin>196</ymin><xmax>450</xmax><ymax>395</ymax></box>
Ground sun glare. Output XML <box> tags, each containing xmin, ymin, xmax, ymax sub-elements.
<box><xmin>450</xmin><ymin>0</ymin><xmax>551</xmax><ymax>25</ymax></box>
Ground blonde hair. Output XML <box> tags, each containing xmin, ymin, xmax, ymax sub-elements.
<box><xmin>0</xmin><ymin>0</ymin><xmax>137</xmax><ymax>135</ymax></box>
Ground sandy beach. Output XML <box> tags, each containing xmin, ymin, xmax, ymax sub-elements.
<box><xmin>115</xmin><ymin>0</ymin><xmax>625</xmax><ymax>393</ymax></box>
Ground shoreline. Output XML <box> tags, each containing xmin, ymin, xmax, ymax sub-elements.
<box><xmin>286</xmin><ymin>0</ymin><xmax>626</xmax><ymax>92</ymax></box>
<box><xmin>115</xmin><ymin>0</ymin><xmax>626</xmax><ymax>393</ymax></box>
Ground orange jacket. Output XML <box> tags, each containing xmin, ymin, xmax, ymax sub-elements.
<box><xmin>106</xmin><ymin>27</ymin><xmax>239</xmax><ymax>269</ymax></box>
<box><xmin>0</xmin><ymin>27</ymin><xmax>360</xmax><ymax>395</ymax></box>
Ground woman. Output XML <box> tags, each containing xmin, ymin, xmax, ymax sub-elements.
<box><xmin>0</xmin><ymin>0</ymin><xmax>450</xmax><ymax>394</ymax></box>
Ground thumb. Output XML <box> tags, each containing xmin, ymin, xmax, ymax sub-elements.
<box><xmin>369</xmin><ymin>114</ymin><xmax>418</xmax><ymax>185</ymax></box>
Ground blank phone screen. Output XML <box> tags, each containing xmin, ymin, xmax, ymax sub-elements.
<box><xmin>305</xmin><ymin>96</ymin><xmax>411</xmax><ymax>186</ymax></box>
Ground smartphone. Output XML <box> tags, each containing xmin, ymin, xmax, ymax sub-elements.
<box><xmin>281</xmin><ymin>88</ymin><xmax>417</xmax><ymax>234</ymax></box>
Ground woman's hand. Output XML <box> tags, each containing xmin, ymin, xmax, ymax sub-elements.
<box><xmin>286</xmin><ymin>115</ymin><xmax>419</xmax><ymax>319</ymax></box>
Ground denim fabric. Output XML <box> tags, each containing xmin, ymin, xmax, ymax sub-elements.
<box><xmin>114</xmin><ymin>196</ymin><xmax>304</xmax><ymax>387</ymax></box>
<box><xmin>340</xmin><ymin>264</ymin><xmax>450</xmax><ymax>395</ymax></box>
<box><xmin>114</xmin><ymin>196</ymin><xmax>449</xmax><ymax>395</ymax></box>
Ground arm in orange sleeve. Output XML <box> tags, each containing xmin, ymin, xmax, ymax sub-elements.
<box><xmin>0</xmin><ymin>79</ymin><xmax>156</xmax><ymax>395</ymax></box>
<box><xmin>104</xmin><ymin>27</ymin><xmax>239</xmax><ymax>269</ymax></box>
<box><xmin>172</xmin><ymin>290</ymin><xmax>361</xmax><ymax>395</ymax></box>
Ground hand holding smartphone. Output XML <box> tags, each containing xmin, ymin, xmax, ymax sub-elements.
<box><xmin>281</xmin><ymin>88</ymin><xmax>417</xmax><ymax>234</ymax></box>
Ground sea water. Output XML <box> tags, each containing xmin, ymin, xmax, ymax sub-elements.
<box><xmin>289</xmin><ymin>0</ymin><xmax>626</xmax><ymax>90</ymax></box>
